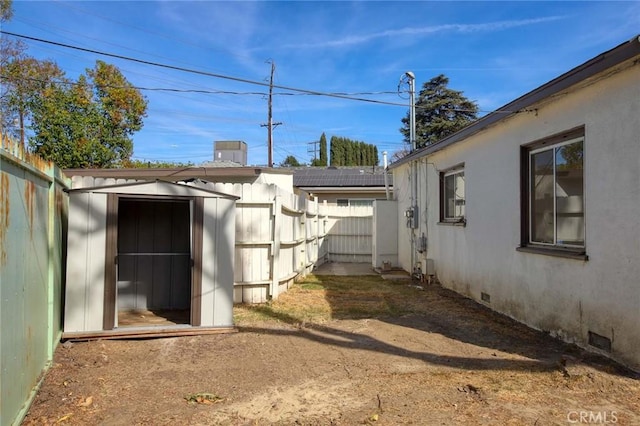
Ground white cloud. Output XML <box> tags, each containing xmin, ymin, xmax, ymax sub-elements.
<box><xmin>273</xmin><ymin>16</ymin><xmax>567</xmax><ymax>50</ymax></box>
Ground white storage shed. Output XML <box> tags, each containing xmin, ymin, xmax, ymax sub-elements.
<box><xmin>63</xmin><ymin>180</ymin><xmax>238</xmax><ymax>338</ymax></box>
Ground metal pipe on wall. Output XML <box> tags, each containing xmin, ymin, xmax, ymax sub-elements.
<box><xmin>406</xmin><ymin>72</ymin><xmax>418</xmax><ymax>275</ymax></box>
<box><xmin>383</xmin><ymin>151</ymin><xmax>390</xmax><ymax>200</ymax></box>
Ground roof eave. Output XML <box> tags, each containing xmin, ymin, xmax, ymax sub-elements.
<box><xmin>64</xmin><ymin>166</ymin><xmax>293</xmax><ymax>178</ymax></box>
<box><xmin>297</xmin><ymin>186</ymin><xmax>390</xmax><ymax>193</ymax></box>
<box><xmin>66</xmin><ymin>179</ymin><xmax>240</xmax><ymax>199</ymax></box>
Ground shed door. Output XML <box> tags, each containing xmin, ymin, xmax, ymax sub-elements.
<box><xmin>117</xmin><ymin>199</ymin><xmax>191</xmax><ymax>312</ymax></box>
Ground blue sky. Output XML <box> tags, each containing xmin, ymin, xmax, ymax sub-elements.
<box><xmin>3</xmin><ymin>1</ymin><xmax>639</xmax><ymax>166</ymax></box>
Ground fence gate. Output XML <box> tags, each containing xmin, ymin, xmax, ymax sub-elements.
<box><xmin>324</xmin><ymin>205</ymin><xmax>373</xmax><ymax>263</ymax></box>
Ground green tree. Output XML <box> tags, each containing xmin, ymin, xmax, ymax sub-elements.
<box><xmin>1</xmin><ymin>0</ymin><xmax>65</xmax><ymax>144</ymax></box>
<box><xmin>28</xmin><ymin>60</ymin><xmax>148</xmax><ymax>168</ymax></box>
<box><xmin>0</xmin><ymin>0</ymin><xmax>24</xmax><ymax>138</ymax></box>
<box><xmin>318</xmin><ymin>132</ymin><xmax>327</xmax><ymax>166</ymax></box>
<box><xmin>280</xmin><ymin>155</ymin><xmax>301</xmax><ymax>167</ymax></box>
<box><xmin>329</xmin><ymin>135</ymin><xmax>378</xmax><ymax>166</ymax></box>
<box><xmin>330</xmin><ymin>135</ymin><xmax>343</xmax><ymax>166</ymax></box>
<box><xmin>1</xmin><ymin>0</ymin><xmax>13</xmax><ymax>21</ymax></box>
<box><xmin>1</xmin><ymin>56</ymin><xmax>65</xmax><ymax>144</ymax></box>
<box><xmin>311</xmin><ymin>132</ymin><xmax>328</xmax><ymax>167</ymax></box>
<box><xmin>310</xmin><ymin>132</ymin><xmax>328</xmax><ymax>166</ymax></box>
<box><xmin>345</xmin><ymin>138</ymin><xmax>354</xmax><ymax>165</ymax></box>
<box><xmin>2</xmin><ymin>3</ymin><xmax>147</xmax><ymax>168</ymax></box>
<box><xmin>123</xmin><ymin>159</ymin><xmax>194</xmax><ymax>168</ymax></box>
<box><xmin>400</xmin><ymin>74</ymin><xmax>478</xmax><ymax>149</ymax></box>
<box><xmin>28</xmin><ymin>80</ymin><xmax>88</xmax><ymax>167</ymax></box>
<box><xmin>87</xmin><ymin>60</ymin><xmax>147</xmax><ymax>146</ymax></box>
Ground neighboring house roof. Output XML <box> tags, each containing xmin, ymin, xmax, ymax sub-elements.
<box><xmin>390</xmin><ymin>34</ymin><xmax>640</xmax><ymax>169</ymax></box>
<box><xmin>293</xmin><ymin>166</ymin><xmax>392</xmax><ymax>188</ymax></box>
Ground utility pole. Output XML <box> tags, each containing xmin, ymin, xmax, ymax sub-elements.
<box><xmin>261</xmin><ymin>60</ymin><xmax>282</xmax><ymax>167</ymax></box>
<box><xmin>307</xmin><ymin>140</ymin><xmax>319</xmax><ymax>161</ymax></box>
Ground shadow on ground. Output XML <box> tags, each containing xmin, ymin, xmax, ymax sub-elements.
<box><xmin>238</xmin><ymin>271</ymin><xmax>636</xmax><ymax>378</ymax></box>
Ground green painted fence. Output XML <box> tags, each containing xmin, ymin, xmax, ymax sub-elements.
<box><xmin>0</xmin><ymin>134</ymin><xmax>69</xmax><ymax>426</ymax></box>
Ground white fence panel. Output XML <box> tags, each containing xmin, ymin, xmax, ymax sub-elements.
<box><xmin>192</xmin><ymin>181</ymin><xmax>279</xmax><ymax>303</ymax></box>
<box><xmin>304</xmin><ymin>198</ymin><xmax>322</xmax><ymax>269</ymax></box>
<box><xmin>325</xmin><ymin>205</ymin><xmax>373</xmax><ymax>263</ymax></box>
<box><xmin>278</xmin><ymin>194</ymin><xmax>305</xmax><ymax>284</ymax></box>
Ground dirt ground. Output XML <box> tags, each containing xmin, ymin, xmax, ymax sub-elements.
<box><xmin>23</xmin><ymin>273</ymin><xmax>640</xmax><ymax>425</ymax></box>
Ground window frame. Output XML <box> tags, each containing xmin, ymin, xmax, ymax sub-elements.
<box><xmin>336</xmin><ymin>198</ymin><xmax>374</xmax><ymax>207</ymax></box>
<box><xmin>519</xmin><ymin>127</ymin><xmax>587</xmax><ymax>259</ymax></box>
<box><xmin>348</xmin><ymin>199</ymin><xmax>374</xmax><ymax>207</ymax></box>
<box><xmin>439</xmin><ymin>164</ymin><xmax>466</xmax><ymax>225</ymax></box>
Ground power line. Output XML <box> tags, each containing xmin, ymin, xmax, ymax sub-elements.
<box><xmin>0</xmin><ymin>74</ymin><xmax>401</xmax><ymax>100</ymax></box>
<box><xmin>1</xmin><ymin>71</ymin><xmax>531</xmax><ymax>118</ymax></box>
<box><xmin>1</xmin><ymin>31</ymin><xmax>408</xmax><ymax>108</ymax></box>
<box><xmin>1</xmin><ymin>31</ymin><xmax>537</xmax><ymax>116</ymax></box>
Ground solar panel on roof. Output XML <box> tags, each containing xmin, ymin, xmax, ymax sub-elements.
<box><xmin>292</xmin><ymin>166</ymin><xmax>391</xmax><ymax>187</ymax></box>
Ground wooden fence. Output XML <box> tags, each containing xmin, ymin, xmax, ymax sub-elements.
<box><xmin>187</xmin><ymin>181</ymin><xmax>373</xmax><ymax>303</ymax></box>
<box><xmin>324</xmin><ymin>205</ymin><xmax>373</xmax><ymax>264</ymax></box>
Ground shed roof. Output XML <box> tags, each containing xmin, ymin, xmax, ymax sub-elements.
<box><xmin>293</xmin><ymin>166</ymin><xmax>391</xmax><ymax>187</ymax></box>
<box><xmin>390</xmin><ymin>34</ymin><xmax>640</xmax><ymax>169</ymax></box>
<box><xmin>67</xmin><ymin>179</ymin><xmax>240</xmax><ymax>199</ymax></box>
<box><xmin>64</xmin><ymin>166</ymin><xmax>292</xmax><ymax>179</ymax></box>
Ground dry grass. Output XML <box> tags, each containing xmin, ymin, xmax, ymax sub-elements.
<box><xmin>233</xmin><ymin>274</ymin><xmax>423</xmax><ymax>326</ymax></box>
<box><xmin>232</xmin><ymin>274</ymin><xmax>640</xmax><ymax>424</ymax></box>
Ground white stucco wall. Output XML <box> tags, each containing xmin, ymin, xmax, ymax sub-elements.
<box><xmin>372</xmin><ymin>200</ymin><xmax>399</xmax><ymax>268</ymax></box>
<box><xmin>393</xmin><ymin>60</ymin><xmax>640</xmax><ymax>370</ymax></box>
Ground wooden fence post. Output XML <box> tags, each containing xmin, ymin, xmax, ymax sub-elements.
<box><xmin>312</xmin><ymin>196</ymin><xmax>319</xmax><ymax>266</ymax></box>
<box><xmin>270</xmin><ymin>196</ymin><xmax>282</xmax><ymax>299</ymax></box>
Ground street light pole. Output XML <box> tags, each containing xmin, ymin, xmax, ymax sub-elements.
<box><xmin>406</xmin><ymin>71</ymin><xmax>416</xmax><ymax>152</ymax></box>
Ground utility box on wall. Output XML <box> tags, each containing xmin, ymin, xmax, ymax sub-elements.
<box><xmin>372</xmin><ymin>200</ymin><xmax>398</xmax><ymax>269</ymax></box>
<box><xmin>405</xmin><ymin>206</ymin><xmax>418</xmax><ymax>228</ymax></box>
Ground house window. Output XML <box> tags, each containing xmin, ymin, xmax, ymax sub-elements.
<box><xmin>336</xmin><ymin>199</ymin><xmax>373</xmax><ymax>207</ymax></box>
<box><xmin>441</xmin><ymin>167</ymin><xmax>465</xmax><ymax>222</ymax></box>
<box><xmin>524</xmin><ymin>131</ymin><xmax>585</xmax><ymax>250</ymax></box>
<box><xmin>349</xmin><ymin>199</ymin><xmax>374</xmax><ymax>207</ymax></box>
